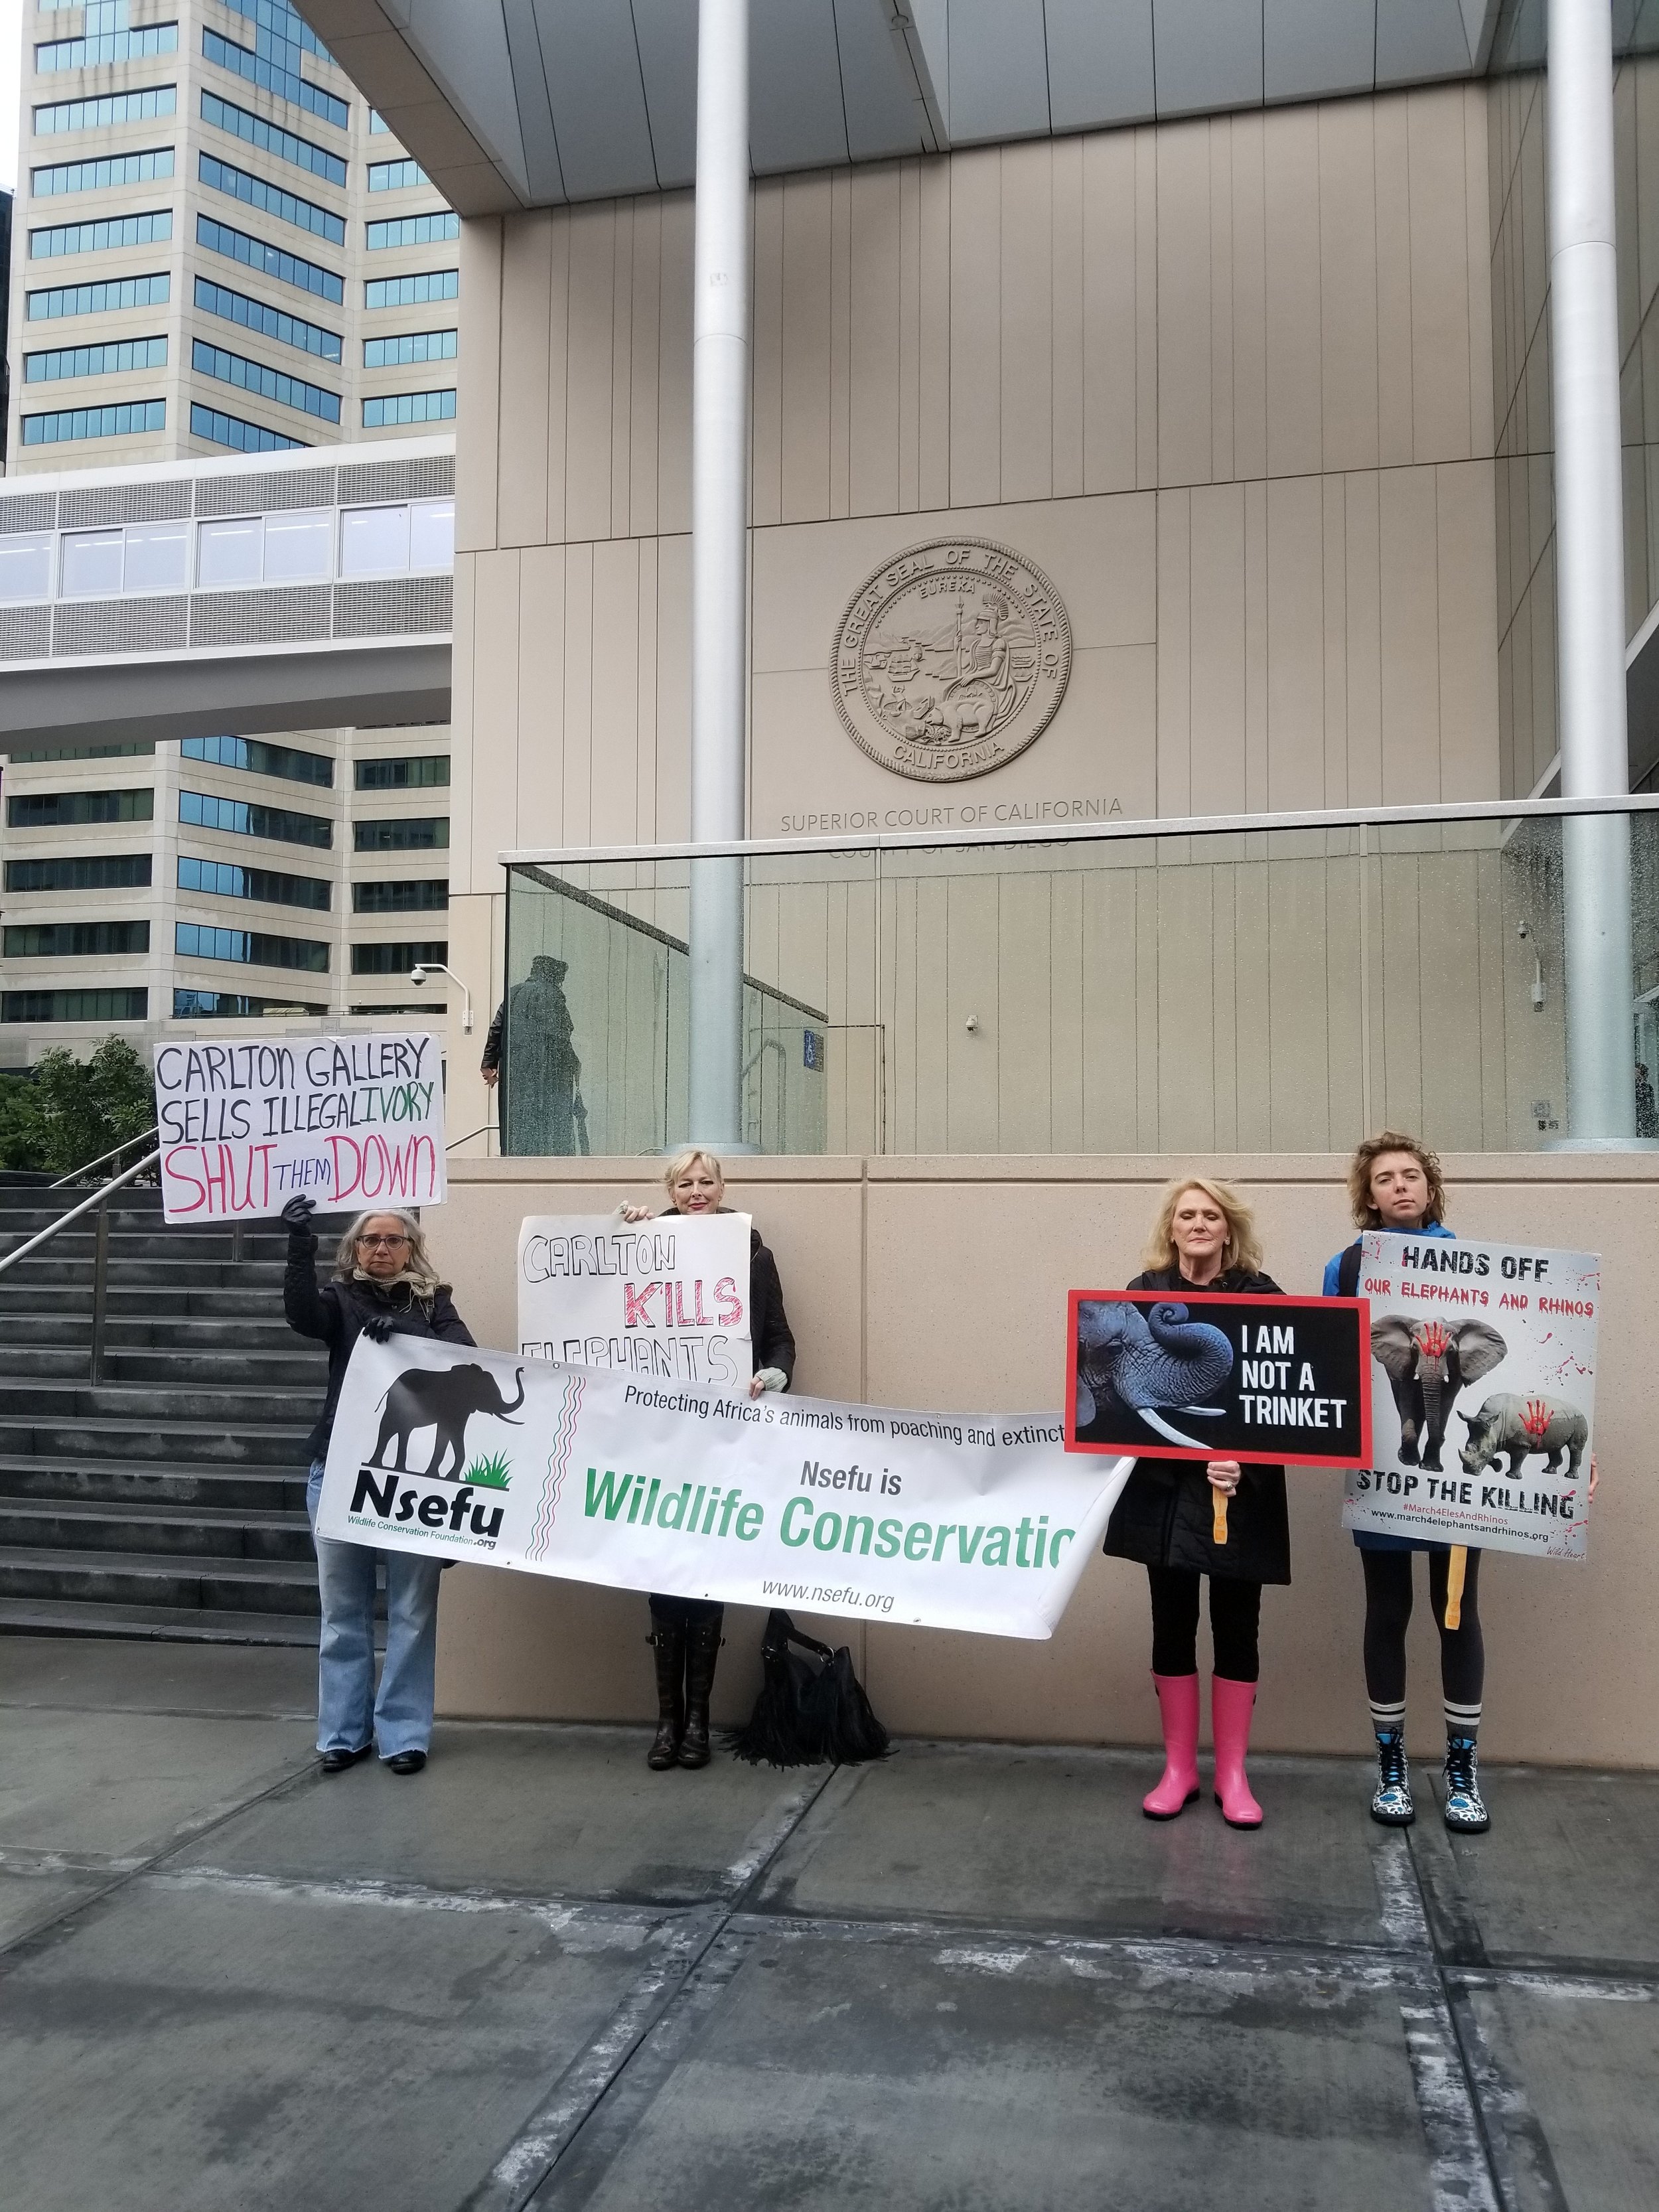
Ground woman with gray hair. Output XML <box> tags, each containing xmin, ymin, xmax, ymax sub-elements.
<box><xmin>282</xmin><ymin>1195</ymin><xmax>476</xmax><ymax>1776</ymax></box>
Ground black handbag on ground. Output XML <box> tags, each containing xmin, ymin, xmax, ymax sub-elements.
<box><xmin>725</xmin><ymin>1609</ymin><xmax>891</xmax><ymax>1769</ymax></box>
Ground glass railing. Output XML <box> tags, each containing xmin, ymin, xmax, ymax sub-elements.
<box><xmin>502</xmin><ymin>865</ymin><xmax>827</xmax><ymax>1156</ymax></box>
<box><xmin>500</xmin><ymin>798</ymin><xmax>1659</xmax><ymax>1157</ymax></box>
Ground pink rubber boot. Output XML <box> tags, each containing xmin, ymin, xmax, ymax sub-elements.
<box><xmin>1210</xmin><ymin>1676</ymin><xmax>1263</xmax><ymax>1828</ymax></box>
<box><xmin>1143</xmin><ymin>1672</ymin><xmax>1201</xmax><ymax>1818</ymax></box>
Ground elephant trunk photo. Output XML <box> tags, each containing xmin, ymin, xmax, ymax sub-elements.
<box><xmin>1369</xmin><ymin>1315</ymin><xmax>1506</xmax><ymax>1473</ymax></box>
<box><xmin>1076</xmin><ymin>1299</ymin><xmax>1234</xmax><ymax>1447</ymax></box>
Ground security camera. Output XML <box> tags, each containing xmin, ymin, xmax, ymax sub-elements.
<box><xmin>409</xmin><ymin>965</ymin><xmax>428</xmax><ymax>986</ymax></box>
<box><xmin>1517</xmin><ymin>921</ymin><xmax>1531</xmax><ymax>940</ymax></box>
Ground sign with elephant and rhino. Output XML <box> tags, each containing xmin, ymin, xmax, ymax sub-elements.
<box><xmin>1343</xmin><ymin>1232</ymin><xmax>1598</xmax><ymax>1561</ymax></box>
<box><xmin>1065</xmin><ymin>1291</ymin><xmax>1372</xmax><ymax>1465</ymax></box>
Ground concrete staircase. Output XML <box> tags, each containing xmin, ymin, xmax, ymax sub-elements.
<box><xmin>0</xmin><ymin>1177</ymin><xmax>342</xmax><ymax>1645</ymax></box>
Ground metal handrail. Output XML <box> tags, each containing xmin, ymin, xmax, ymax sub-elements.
<box><xmin>48</xmin><ymin>1126</ymin><xmax>159</xmax><ymax>1189</ymax></box>
<box><xmin>0</xmin><ymin>1150</ymin><xmax>162</xmax><ymax>1278</ymax></box>
<box><xmin>0</xmin><ymin>1149</ymin><xmax>163</xmax><ymax>1386</ymax></box>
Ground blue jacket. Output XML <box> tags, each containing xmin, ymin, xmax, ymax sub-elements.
<box><xmin>1323</xmin><ymin>1218</ymin><xmax>1453</xmax><ymax>1297</ymax></box>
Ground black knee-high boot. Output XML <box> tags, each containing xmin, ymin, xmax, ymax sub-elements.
<box><xmin>646</xmin><ymin>1603</ymin><xmax>687</xmax><ymax>1771</ymax></box>
<box><xmin>678</xmin><ymin>1605</ymin><xmax>725</xmax><ymax>1769</ymax></box>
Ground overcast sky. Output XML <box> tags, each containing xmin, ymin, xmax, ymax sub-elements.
<box><xmin>0</xmin><ymin>0</ymin><xmax>20</xmax><ymax>196</ymax></box>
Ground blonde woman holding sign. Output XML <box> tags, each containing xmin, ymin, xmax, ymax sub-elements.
<box><xmin>1104</xmin><ymin>1177</ymin><xmax>1290</xmax><ymax>1828</ymax></box>
<box><xmin>619</xmin><ymin>1150</ymin><xmax>796</xmax><ymax>1771</ymax></box>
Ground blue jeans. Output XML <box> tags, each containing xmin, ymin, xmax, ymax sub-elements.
<box><xmin>306</xmin><ymin>1461</ymin><xmax>443</xmax><ymax>1758</ymax></box>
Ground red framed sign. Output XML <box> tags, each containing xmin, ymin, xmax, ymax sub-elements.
<box><xmin>1064</xmin><ymin>1290</ymin><xmax>1372</xmax><ymax>1466</ymax></box>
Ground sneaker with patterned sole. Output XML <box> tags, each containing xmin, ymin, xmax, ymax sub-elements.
<box><xmin>1443</xmin><ymin>1735</ymin><xmax>1490</xmax><ymax>1833</ymax></box>
<box><xmin>1370</xmin><ymin>1729</ymin><xmax>1415</xmax><ymax>1826</ymax></box>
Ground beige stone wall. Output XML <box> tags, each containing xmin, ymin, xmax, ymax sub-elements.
<box><xmin>444</xmin><ymin>85</ymin><xmax>1505</xmax><ymax>1150</ymax></box>
<box><xmin>430</xmin><ymin>1153</ymin><xmax>1659</xmax><ymax>1769</ymax></box>
<box><xmin>453</xmin><ymin>84</ymin><xmax>1498</xmax><ymax>876</ymax></box>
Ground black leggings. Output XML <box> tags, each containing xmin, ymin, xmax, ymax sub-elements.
<box><xmin>1148</xmin><ymin>1567</ymin><xmax>1263</xmax><ymax>1682</ymax></box>
<box><xmin>1360</xmin><ymin>1549</ymin><xmax>1484</xmax><ymax>1707</ymax></box>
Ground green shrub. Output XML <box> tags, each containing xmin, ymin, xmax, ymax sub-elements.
<box><xmin>0</xmin><ymin>1073</ymin><xmax>47</xmax><ymax>1173</ymax></box>
<box><xmin>15</xmin><ymin>1039</ymin><xmax>157</xmax><ymax>1179</ymax></box>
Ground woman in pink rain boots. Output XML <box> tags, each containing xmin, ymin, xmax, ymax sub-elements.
<box><xmin>1102</xmin><ymin>1177</ymin><xmax>1291</xmax><ymax>1828</ymax></box>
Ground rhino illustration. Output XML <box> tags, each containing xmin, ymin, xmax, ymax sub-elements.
<box><xmin>1458</xmin><ymin>1392</ymin><xmax>1588</xmax><ymax>1481</ymax></box>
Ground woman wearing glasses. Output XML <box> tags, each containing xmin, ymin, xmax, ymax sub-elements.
<box><xmin>282</xmin><ymin>1197</ymin><xmax>476</xmax><ymax>1777</ymax></box>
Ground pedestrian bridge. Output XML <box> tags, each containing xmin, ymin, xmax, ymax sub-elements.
<box><xmin>0</xmin><ymin>437</ymin><xmax>453</xmax><ymax>749</ymax></box>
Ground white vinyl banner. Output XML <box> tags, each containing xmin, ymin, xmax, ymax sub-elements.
<box><xmin>516</xmin><ymin>1213</ymin><xmax>752</xmax><ymax>1388</ymax></box>
<box><xmin>154</xmin><ymin>1032</ymin><xmax>445</xmax><ymax>1224</ymax></box>
<box><xmin>1342</xmin><ymin>1230</ymin><xmax>1598</xmax><ymax>1560</ymax></box>
<box><xmin>316</xmin><ymin>1337</ymin><xmax>1135</xmax><ymax>1639</ymax></box>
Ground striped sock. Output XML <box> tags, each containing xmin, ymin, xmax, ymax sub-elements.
<box><xmin>1370</xmin><ymin>1698</ymin><xmax>1407</xmax><ymax>1737</ymax></box>
<box><xmin>1444</xmin><ymin>1698</ymin><xmax>1482</xmax><ymax>1741</ymax></box>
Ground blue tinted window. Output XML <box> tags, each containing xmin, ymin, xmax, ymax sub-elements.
<box><xmin>189</xmin><ymin>404</ymin><xmax>306</xmax><ymax>453</ymax></box>
<box><xmin>362</xmin><ymin>390</ymin><xmax>455</xmax><ymax>427</ymax></box>
<box><xmin>23</xmin><ymin>400</ymin><xmax>166</xmax><ymax>444</ymax></box>
<box><xmin>199</xmin><ymin>153</ymin><xmax>344</xmax><ymax>245</ymax></box>
<box><xmin>196</xmin><ymin>215</ymin><xmax>343</xmax><ymax>304</ymax></box>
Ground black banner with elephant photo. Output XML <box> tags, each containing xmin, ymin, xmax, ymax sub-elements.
<box><xmin>1342</xmin><ymin>1231</ymin><xmax>1599</xmax><ymax>1561</ymax></box>
<box><xmin>1064</xmin><ymin>1290</ymin><xmax>1372</xmax><ymax>1466</ymax></box>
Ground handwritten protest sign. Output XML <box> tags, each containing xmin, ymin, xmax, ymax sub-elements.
<box><xmin>1342</xmin><ymin>1231</ymin><xmax>1597</xmax><ymax>1560</ymax></box>
<box><xmin>154</xmin><ymin>1033</ymin><xmax>445</xmax><ymax>1224</ymax></box>
<box><xmin>317</xmin><ymin>1335</ymin><xmax>1135</xmax><ymax>1639</ymax></box>
<box><xmin>1065</xmin><ymin>1290</ymin><xmax>1371</xmax><ymax>1465</ymax></box>
<box><xmin>517</xmin><ymin>1213</ymin><xmax>753</xmax><ymax>1389</ymax></box>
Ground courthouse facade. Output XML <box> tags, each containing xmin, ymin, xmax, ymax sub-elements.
<box><xmin>93</xmin><ymin>3</ymin><xmax>1659</xmax><ymax>1759</ymax></box>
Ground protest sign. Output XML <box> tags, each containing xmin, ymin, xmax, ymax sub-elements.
<box><xmin>1342</xmin><ymin>1231</ymin><xmax>1597</xmax><ymax>1560</ymax></box>
<box><xmin>154</xmin><ymin>1033</ymin><xmax>445</xmax><ymax>1224</ymax></box>
<box><xmin>315</xmin><ymin>1336</ymin><xmax>1135</xmax><ymax>1639</ymax></box>
<box><xmin>1066</xmin><ymin>1290</ymin><xmax>1371</xmax><ymax>1466</ymax></box>
<box><xmin>517</xmin><ymin>1213</ymin><xmax>752</xmax><ymax>1388</ymax></box>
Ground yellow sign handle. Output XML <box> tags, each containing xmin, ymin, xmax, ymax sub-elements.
<box><xmin>1212</xmin><ymin>1488</ymin><xmax>1229</xmax><ymax>1545</ymax></box>
<box><xmin>1445</xmin><ymin>1545</ymin><xmax>1467</xmax><ymax>1631</ymax></box>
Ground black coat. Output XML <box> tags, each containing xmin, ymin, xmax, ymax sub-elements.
<box><xmin>660</xmin><ymin>1209</ymin><xmax>796</xmax><ymax>1386</ymax></box>
<box><xmin>285</xmin><ymin>1230</ymin><xmax>474</xmax><ymax>1460</ymax></box>
<box><xmin>1102</xmin><ymin>1265</ymin><xmax>1291</xmax><ymax>1585</ymax></box>
<box><xmin>748</xmin><ymin>1230</ymin><xmax>796</xmax><ymax>1383</ymax></box>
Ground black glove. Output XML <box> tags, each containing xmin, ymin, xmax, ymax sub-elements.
<box><xmin>281</xmin><ymin>1195</ymin><xmax>316</xmax><ymax>1230</ymax></box>
<box><xmin>359</xmin><ymin>1314</ymin><xmax>396</xmax><ymax>1344</ymax></box>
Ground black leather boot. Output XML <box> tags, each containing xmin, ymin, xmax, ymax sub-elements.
<box><xmin>646</xmin><ymin>1609</ymin><xmax>687</xmax><ymax>1770</ymax></box>
<box><xmin>678</xmin><ymin>1607</ymin><xmax>725</xmax><ymax>1769</ymax></box>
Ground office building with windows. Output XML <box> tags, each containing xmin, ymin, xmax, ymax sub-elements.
<box><xmin>0</xmin><ymin>2</ymin><xmax>459</xmax><ymax>1056</ymax></box>
<box><xmin>6</xmin><ymin>0</ymin><xmax>460</xmax><ymax>465</ymax></box>
<box><xmin>0</xmin><ymin>709</ymin><xmax>453</xmax><ymax>1049</ymax></box>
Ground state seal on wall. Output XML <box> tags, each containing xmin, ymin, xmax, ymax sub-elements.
<box><xmin>830</xmin><ymin>538</ymin><xmax>1072</xmax><ymax>783</ymax></box>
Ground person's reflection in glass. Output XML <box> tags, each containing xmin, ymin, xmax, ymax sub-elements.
<box><xmin>503</xmin><ymin>954</ymin><xmax>589</xmax><ymax>1155</ymax></box>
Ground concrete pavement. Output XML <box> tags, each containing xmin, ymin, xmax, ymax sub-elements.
<box><xmin>0</xmin><ymin>1635</ymin><xmax>1652</xmax><ymax>2210</ymax></box>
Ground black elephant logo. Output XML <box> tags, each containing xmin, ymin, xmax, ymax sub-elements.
<box><xmin>368</xmin><ymin>1362</ymin><xmax>526</xmax><ymax>1482</ymax></box>
<box><xmin>1370</xmin><ymin>1315</ymin><xmax>1506</xmax><ymax>1473</ymax></box>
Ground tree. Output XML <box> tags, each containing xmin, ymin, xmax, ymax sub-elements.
<box><xmin>0</xmin><ymin>1073</ymin><xmax>47</xmax><ymax>1173</ymax></box>
<box><xmin>21</xmin><ymin>1040</ymin><xmax>156</xmax><ymax>1179</ymax></box>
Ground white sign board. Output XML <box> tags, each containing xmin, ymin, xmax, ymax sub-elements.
<box><xmin>317</xmin><ymin>1335</ymin><xmax>1136</xmax><ymax>1640</ymax></box>
<box><xmin>1342</xmin><ymin>1230</ymin><xmax>1598</xmax><ymax>1560</ymax></box>
<box><xmin>516</xmin><ymin>1213</ymin><xmax>753</xmax><ymax>1390</ymax></box>
<box><xmin>154</xmin><ymin>1033</ymin><xmax>445</xmax><ymax>1224</ymax></box>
